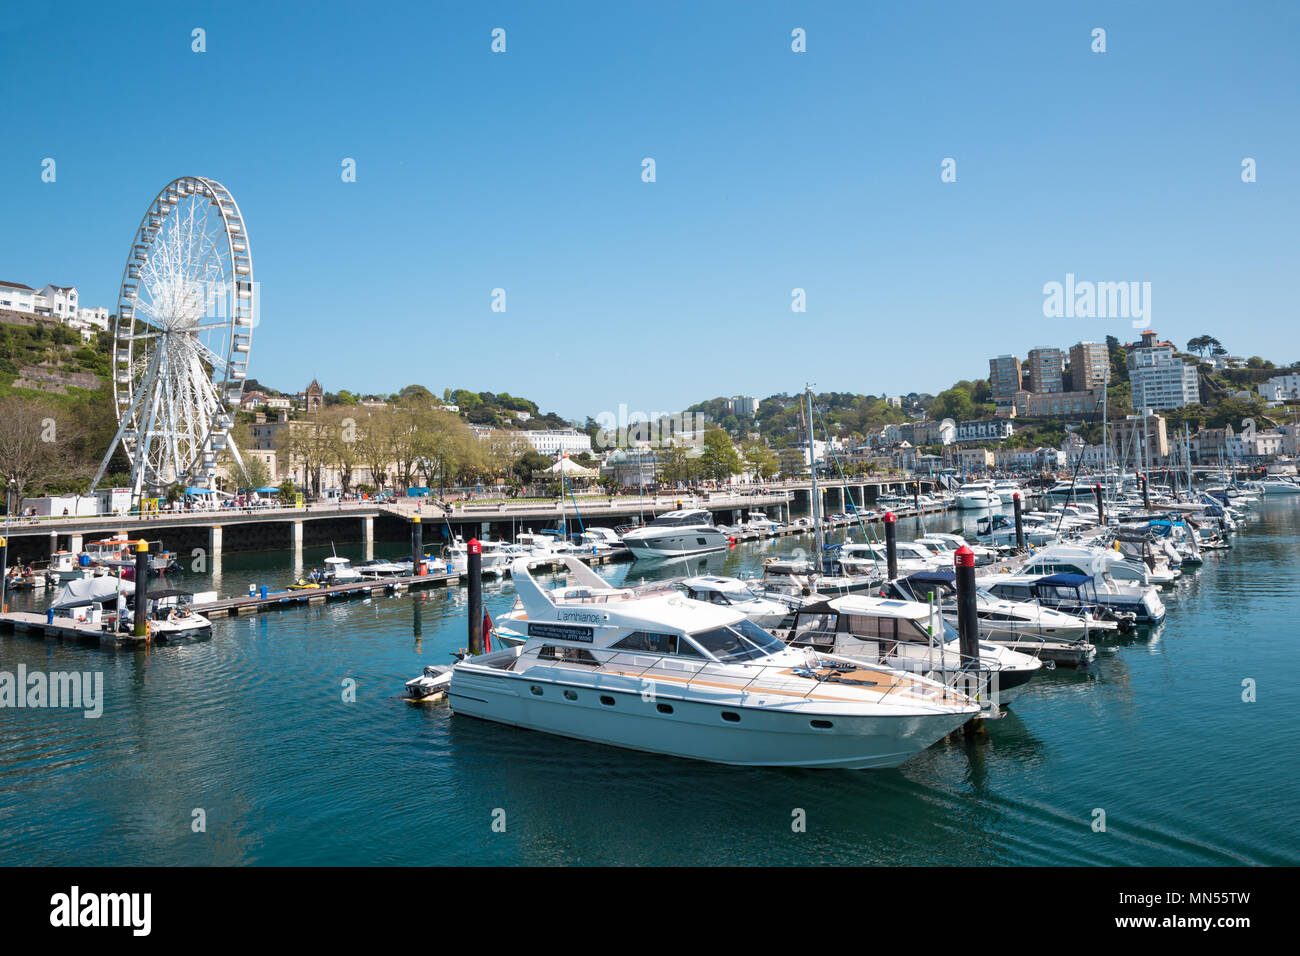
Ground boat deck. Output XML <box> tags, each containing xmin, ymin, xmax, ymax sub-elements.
<box><xmin>502</xmin><ymin>651</ymin><xmax>964</xmax><ymax>705</ymax></box>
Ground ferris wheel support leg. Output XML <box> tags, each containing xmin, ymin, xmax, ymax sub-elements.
<box><xmin>88</xmin><ymin>369</ymin><xmax>154</xmax><ymax>495</ymax></box>
<box><xmin>227</xmin><ymin>439</ymin><xmax>248</xmax><ymax>485</ymax></box>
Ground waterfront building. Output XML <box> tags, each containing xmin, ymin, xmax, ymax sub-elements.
<box><xmin>955</xmin><ymin>447</ymin><xmax>994</xmax><ymax>472</ymax></box>
<box><xmin>1060</xmin><ymin>433</ymin><xmax>1109</xmax><ymax>469</ymax></box>
<box><xmin>901</xmin><ymin>419</ymin><xmax>955</xmax><ymax>446</ymax></box>
<box><xmin>1127</xmin><ymin>330</ymin><xmax>1200</xmax><ymax>409</ymax></box>
<box><xmin>521</xmin><ymin>428</ymin><xmax>593</xmax><ymax>458</ymax></box>
<box><xmin>989</xmin><ymin>354</ymin><xmax>1023</xmax><ymax>405</ymax></box>
<box><xmin>954</xmin><ymin>419</ymin><xmax>1014</xmax><ymax>443</ymax></box>
<box><xmin>1012</xmin><ymin>388</ymin><xmax>1101</xmax><ymax>418</ymax></box>
<box><xmin>1069</xmin><ymin>341</ymin><xmax>1111</xmax><ymax>390</ymax></box>
<box><xmin>1026</xmin><ymin>347</ymin><xmax>1064</xmax><ymax>393</ymax></box>
<box><xmin>1111</xmin><ymin>413</ymin><xmax>1169</xmax><ymax>466</ymax></box>
<box><xmin>600</xmin><ymin>448</ymin><xmax>660</xmax><ymax>488</ymax></box>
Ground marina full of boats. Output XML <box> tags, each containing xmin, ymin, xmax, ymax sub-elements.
<box><xmin>4</xmin><ymin>446</ymin><xmax>1269</xmax><ymax>765</ymax></box>
<box><xmin>400</xmin><ymin>390</ymin><xmax>1267</xmax><ymax>772</ymax></box>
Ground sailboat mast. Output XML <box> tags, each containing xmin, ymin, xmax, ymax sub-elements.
<box><xmin>807</xmin><ymin>386</ymin><xmax>824</xmax><ymax>574</ymax></box>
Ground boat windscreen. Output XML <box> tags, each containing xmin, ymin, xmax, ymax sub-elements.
<box><xmin>689</xmin><ymin>620</ymin><xmax>786</xmax><ymax>662</ymax></box>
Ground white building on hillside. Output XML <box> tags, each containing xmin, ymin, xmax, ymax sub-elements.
<box><xmin>1127</xmin><ymin>331</ymin><xmax>1200</xmax><ymax>410</ymax></box>
<box><xmin>0</xmin><ymin>280</ymin><xmax>38</xmax><ymax>312</ymax></box>
<box><xmin>1259</xmin><ymin>373</ymin><xmax>1300</xmax><ymax>402</ymax></box>
<box><xmin>76</xmin><ymin>306</ymin><xmax>110</xmax><ymax>330</ymax></box>
<box><xmin>521</xmin><ymin>429</ymin><xmax>592</xmax><ymax>457</ymax></box>
<box><xmin>39</xmin><ymin>284</ymin><xmax>78</xmax><ymax>319</ymax></box>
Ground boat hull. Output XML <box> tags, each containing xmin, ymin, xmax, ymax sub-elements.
<box><xmin>448</xmin><ymin>669</ymin><xmax>973</xmax><ymax>769</ymax></box>
<box><xmin>622</xmin><ymin>528</ymin><xmax>731</xmax><ymax>559</ymax></box>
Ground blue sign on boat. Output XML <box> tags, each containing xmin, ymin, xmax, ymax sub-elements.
<box><xmin>527</xmin><ymin>622</ymin><xmax>595</xmax><ymax>643</ymax></box>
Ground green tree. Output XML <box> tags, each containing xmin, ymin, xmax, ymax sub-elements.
<box><xmin>699</xmin><ymin>429</ymin><xmax>742</xmax><ymax>480</ymax></box>
<box><xmin>930</xmin><ymin>387</ymin><xmax>975</xmax><ymax>422</ymax></box>
<box><xmin>742</xmin><ymin>441</ymin><xmax>780</xmax><ymax>480</ymax></box>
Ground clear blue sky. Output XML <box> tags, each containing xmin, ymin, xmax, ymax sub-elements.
<box><xmin>2</xmin><ymin>1</ymin><xmax>1296</xmax><ymax>420</ymax></box>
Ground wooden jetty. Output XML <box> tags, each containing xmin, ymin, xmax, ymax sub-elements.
<box><xmin>194</xmin><ymin>572</ymin><xmax>457</xmax><ymax>618</ymax></box>
<box><xmin>0</xmin><ymin>610</ymin><xmax>161</xmax><ymax>648</ymax></box>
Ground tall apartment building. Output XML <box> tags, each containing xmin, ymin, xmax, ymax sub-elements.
<box><xmin>727</xmin><ymin>395</ymin><xmax>760</xmax><ymax>418</ymax></box>
<box><xmin>1069</xmin><ymin>341</ymin><xmax>1111</xmax><ymax>391</ymax></box>
<box><xmin>1026</xmin><ymin>347</ymin><xmax>1064</xmax><ymax>393</ymax></box>
<box><xmin>1127</xmin><ymin>331</ymin><xmax>1199</xmax><ymax>410</ymax></box>
<box><xmin>988</xmin><ymin>354</ymin><xmax>1023</xmax><ymax>404</ymax></box>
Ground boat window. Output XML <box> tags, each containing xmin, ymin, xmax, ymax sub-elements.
<box><xmin>690</xmin><ymin>621</ymin><xmax>784</xmax><ymax>662</ymax></box>
<box><xmin>537</xmin><ymin>645</ymin><xmax>600</xmax><ymax>665</ymax></box>
<box><xmin>903</xmin><ymin>618</ymin><xmax>936</xmax><ymax>641</ymax></box>
<box><xmin>612</xmin><ymin>631</ymin><xmax>679</xmax><ymax>654</ymax></box>
<box><xmin>676</xmin><ymin>637</ymin><xmax>706</xmax><ymax>658</ymax></box>
<box><xmin>794</xmin><ymin>612</ymin><xmax>837</xmax><ymax>636</ymax></box>
<box><xmin>844</xmin><ymin>614</ymin><xmax>898</xmax><ymax>640</ymax></box>
<box><xmin>734</xmin><ymin>619</ymin><xmax>787</xmax><ymax>655</ymax></box>
<box><xmin>993</xmin><ymin>585</ymin><xmax>1031</xmax><ymax>601</ymax></box>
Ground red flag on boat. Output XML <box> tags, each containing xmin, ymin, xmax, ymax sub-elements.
<box><xmin>483</xmin><ymin>609</ymin><xmax>494</xmax><ymax>653</ymax></box>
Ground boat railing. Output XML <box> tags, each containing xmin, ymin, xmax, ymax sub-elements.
<box><xmin>521</xmin><ymin>643</ymin><xmax>979</xmax><ymax>707</ymax></box>
<box><xmin>785</xmin><ymin>628</ymin><xmax>1001</xmax><ymax>700</ymax></box>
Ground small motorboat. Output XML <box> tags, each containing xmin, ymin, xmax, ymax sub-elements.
<box><xmin>404</xmin><ymin>664</ymin><xmax>455</xmax><ymax>701</ymax></box>
<box><xmin>322</xmin><ymin>555</ymin><xmax>363</xmax><ymax>584</ymax></box>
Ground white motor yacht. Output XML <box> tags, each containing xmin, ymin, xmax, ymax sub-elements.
<box><xmin>786</xmin><ymin>595</ymin><xmax>1043</xmax><ymax>703</ymax></box>
<box><xmin>836</xmin><ymin>541</ymin><xmax>935</xmax><ymax>576</ymax></box>
<box><xmin>449</xmin><ymin>557</ymin><xmax>981</xmax><ymax>769</ymax></box>
<box><xmin>988</xmin><ymin>544</ymin><xmax>1166</xmax><ymax>624</ymax></box>
<box><xmin>1258</xmin><ymin>477</ymin><xmax>1300</xmax><ymax>495</ymax></box>
<box><xmin>679</xmin><ymin>575</ymin><xmax>797</xmax><ymax>630</ymax></box>
<box><xmin>440</xmin><ymin>537</ymin><xmax>513</xmax><ymax>577</ymax></box>
<box><xmin>956</xmin><ymin>482</ymin><xmax>1003</xmax><ymax>510</ymax></box>
<box><xmin>621</xmin><ymin>509</ymin><xmax>731</xmax><ymax>559</ymax></box>
<box><xmin>914</xmin><ymin>534</ymin><xmax>999</xmax><ymax>566</ymax></box>
<box><xmin>743</xmin><ymin>511</ymin><xmax>784</xmax><ymax>534</ymax></box>
<box><xmin>885</xmin><ymin>571</ymin><xmax>1107</xmax><ymax>654</ymax></box>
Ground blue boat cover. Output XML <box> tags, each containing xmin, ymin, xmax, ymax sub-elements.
<box><xmin>1032</xmin><ymin>573</ymin><xmax>1092</xmax><ymax>587</ymax></box>
<box><xmin>901</xmin><ymin>571</ymin><xmax>957</xmax><ymax>585</ymax></box>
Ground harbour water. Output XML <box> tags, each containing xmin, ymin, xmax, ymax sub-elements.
<box><xmin>2</xmin><ymin>500</ymin><xmax>1297</xmax><ymax>866</ymax></box>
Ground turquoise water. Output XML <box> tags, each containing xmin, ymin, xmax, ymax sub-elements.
<box><xmin>2</xmin><ymin>501</ymin><xmax>1297</xmax><ymax>866</ymax></box>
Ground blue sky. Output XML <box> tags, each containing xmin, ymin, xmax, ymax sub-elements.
<box><xmin>2</xmin><ymin>1</ymin><xmax>1297</xmax><ymax>419</ymax></box>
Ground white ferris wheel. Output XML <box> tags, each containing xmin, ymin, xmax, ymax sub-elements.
<box><xmin>90</xmin><ymin>176</ymin><xmax>255</xmax><ymax>501</ymax></box>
